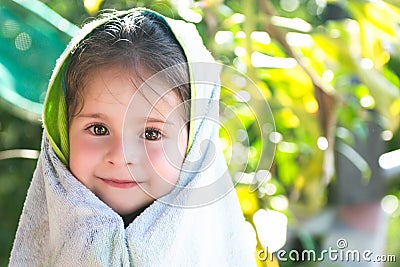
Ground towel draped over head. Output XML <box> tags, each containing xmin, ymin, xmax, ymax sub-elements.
<box><xmin>9</xmin><ymin>8</ymin><xmax>256</xmax><ymax>266</ymax></box>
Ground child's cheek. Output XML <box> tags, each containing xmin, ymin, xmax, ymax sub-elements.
<box><xmin>74</xmin><ymin>136</ymin><xmax>100</xmax><ymax>156</ymax></box>
<box><xmin>70</xmin><ymin>137</ymin><xmax>104</xmax><ymax>177</ymax></box>
<box><xmin>146</xmin><ymin>145</ymin><xmax>181</xmax><ymax>185</ymax></box>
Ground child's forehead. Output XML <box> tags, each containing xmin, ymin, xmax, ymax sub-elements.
<box><xmin>82</xmin><ymin>65</ymin><xmax>182</xmax><ymax>108</ymax></box>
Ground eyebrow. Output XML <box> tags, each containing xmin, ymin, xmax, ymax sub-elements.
<box><xmin>76</xmin><ymin>113</ymin><xmax>173</xmax><ymax>125</ymax></box>
<box><xmin>142</xmin><ymin>116</ymin><xmax>172</xmax><ymax>125</ymax></box>
<box><xmin>76</xmin><ymin>113</ymin><xmax>108</xmax><ymax>120</ymax></box>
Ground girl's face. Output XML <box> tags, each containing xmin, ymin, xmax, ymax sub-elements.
<box><xmin>69</xmin><ymin>66</ymin><xmax>188</xmax><ymax>215</ymax></box>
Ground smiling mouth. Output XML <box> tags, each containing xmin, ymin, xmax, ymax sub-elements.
<box><xmin>99</xmin><ymin>178</ymin><xmax>139</xmax><ymax>189</ymax></box>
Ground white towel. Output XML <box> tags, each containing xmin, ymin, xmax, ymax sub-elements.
<box><xmin>9</xmin><ymin>8</ymin><xmax>257</xmax><ymax>266</ymax></box>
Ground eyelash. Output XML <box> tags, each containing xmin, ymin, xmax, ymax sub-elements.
<box><xmin>142</xmin><ymin>127</ymin><xmax>163</xmax><ymax>141</ymax></box>
<box><xmin>86</xmin><ymin>124</ymin><xmax>163</xmax><ymax>141</ymax></box>
<box><xmin>86</xmin><ymin>123</ymin><xmax>109</xmax><ymax>136</ymax></box>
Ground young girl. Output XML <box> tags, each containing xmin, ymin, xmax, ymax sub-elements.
<box><xmin>10</xmin><ymin>8</ymin><xmax>256</xmax><ymax>266</ymax></box>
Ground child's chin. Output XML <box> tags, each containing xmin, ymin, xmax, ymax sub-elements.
<box><xmin>113</xmin><ymin>201</ymin><xmax>154</xmax><ymax>217</ymax></box>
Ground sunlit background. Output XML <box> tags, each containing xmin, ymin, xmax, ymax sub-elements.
<box><xmin>1</xmin><ymin>0</ymin><xmax>400</xmax><ymax>266</ymax></box>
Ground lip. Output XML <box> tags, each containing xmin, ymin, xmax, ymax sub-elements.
<box><xmin>99</xmin><ymin>177</ymin><xmax>139</xmax><ymax>189</ymax></box>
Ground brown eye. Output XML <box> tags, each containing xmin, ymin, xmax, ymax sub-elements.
<box><xmin>91</xmin><ymin>124</ymin><xmax>109</xmax><ymax>135</ymax></box>
<box><xmin>144</xmin><ymin>128</ymin><xmax>162</xmax><ymax>141</ymax></box>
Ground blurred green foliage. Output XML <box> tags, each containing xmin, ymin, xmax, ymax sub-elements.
<box><xmin>1</xmin><ymin>0</ymin><xmax>400</xmax><ymax>266</ymax></box>
<box><xmin>0</xmin><ymin>0</ymin><xmax>75</xmax><ymax>120</ymax></box>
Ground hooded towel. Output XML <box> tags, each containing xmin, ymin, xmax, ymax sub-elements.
<box><xmin>9</xmin><ymin>8</ymin><xmax>256</xmax><ymax>266</ymax></box>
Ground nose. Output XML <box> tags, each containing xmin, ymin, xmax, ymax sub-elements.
<box><xmin>105</xmin><ymin>136</ymin><xmax>137</xmax><ymax>166</ymax></box>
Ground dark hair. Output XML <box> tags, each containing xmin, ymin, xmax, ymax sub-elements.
<box><xmin>65</xmin><ymin>11</ymin><xmax>190</xmax><ymax>122</ymax></box>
